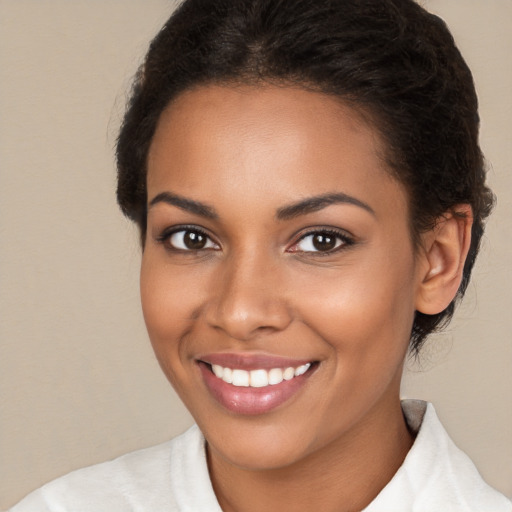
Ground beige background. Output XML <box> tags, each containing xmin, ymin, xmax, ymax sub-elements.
<box><xmin>0</xmin><ymin>0</ymin><xmax>510</xmax><ymax>508</ymax></box>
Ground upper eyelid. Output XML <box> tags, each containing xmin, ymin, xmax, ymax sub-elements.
<box><xmin>299</xmin><ymin>225</ymin><xmax>356</xmax><ymax>246</ymax></box>
<box><xmin>286</xmin><ymin>228</ymin><xmax>355</xmax><ymax>255</ymax></box>
<box><xmin>157</xmin><ymin>224</ymin><xmax>213</xmax><ymax>239</ymax></box>
<box><xmin>291</xmin><ymin>226</ymin><xmax>355</xmax><ymax>243</ymax></box>
<box><xmin>156</xmin><ymin>225</ymin><xmax>220</xmax><ymax>248</ymax></box>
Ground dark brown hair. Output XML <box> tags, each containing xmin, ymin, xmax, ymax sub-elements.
<box><xmin>116</xmin><ymin>0</ymin><xmax>494</xmax><ymax>354</ymax></box>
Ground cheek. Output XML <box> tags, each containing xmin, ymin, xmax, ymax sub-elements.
<box><xmin>140</xmin><ymin>254</ymin><xmax>201</xmax><ymax>365</ymax></box>
<box><xmin>139</xmin><ymin>254</ymin><xmax>209</xmax><ymax>402</ymax></box>
<box><xmin>295</xmin><ymin>251</ymin><xmax>417</xmax><ymax>359</ymax></box>
<box><xmin>141</xmin><ymin>253</ymin><xmax>202</xmax><ymax>331</ymax></box>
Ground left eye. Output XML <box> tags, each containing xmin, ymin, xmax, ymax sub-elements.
<box><xmin>292</xmin><ymin>231</ymin><xmax>347</xmax><ymax>253</ymax></box>
<box><xmin>167</xmin><ymin>229</ymin><xmax>218</xmax><ymax>251</ymax></box>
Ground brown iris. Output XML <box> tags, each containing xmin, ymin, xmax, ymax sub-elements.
<box><xmin>312</xmin><ymin>233</ymin><xmax>337</xmax><ymax>251</ymax></box>
<box><xmin>183</xmin><ymin>230</ymin><xmax>208</xmax><ymax>250</ymax></box>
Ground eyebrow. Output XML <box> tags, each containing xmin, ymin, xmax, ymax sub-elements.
<box><xmin>148</xmin><ymin>190</ymin><xmax>374</xmax><ymax>221</ymax></box>
<box><xmin>276</xmin><ymin>192</ymin><xmax>375</xmax><ymax>220</ymax></box>
<box><xmin>148</xmin><ymin>191</ymin><xmax>218</xmax><ymax>219</ymax></box>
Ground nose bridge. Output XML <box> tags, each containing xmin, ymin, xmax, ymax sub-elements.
<box><xmin>206</xmin><ymin>246</ymin><xmax>291</xmax><ymax>340</ymax></box>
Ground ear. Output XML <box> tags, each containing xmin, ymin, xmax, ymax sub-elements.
<box><xmin>415</xmin><ymin>205</ymin><xmax>473</xmax><ymax>315</ymax></box>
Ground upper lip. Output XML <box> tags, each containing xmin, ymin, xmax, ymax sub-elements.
<box><xmin>197</xmin><ymin>352</ymin><xmax>315</xmax><ymax>370</ymax></box>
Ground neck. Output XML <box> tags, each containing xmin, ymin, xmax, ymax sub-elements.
<box><xmin>208</xmin><ymin>395</ymin><xmax>413</xmax><ymax>512</ymax></box>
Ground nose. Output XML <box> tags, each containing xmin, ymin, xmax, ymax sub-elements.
<box><xmin>205</xmin><ymin>252</ymin><xmax>292</xmax><ymax>341</ymax></box>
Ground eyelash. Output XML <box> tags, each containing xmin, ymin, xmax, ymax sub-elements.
<box><xmin>156</xmin><ymin>226</ymin><xmax>220</xmax><ymax>253</ymax></box>
<box><xmin>288</xmin><ymin>228</ymin><xmax>354</xmax><ymax>256</ymax></box>
<box><xmin>155</xmin><ymin>226</ymin><xmax>354</xmax><ymax>255</ymax></box>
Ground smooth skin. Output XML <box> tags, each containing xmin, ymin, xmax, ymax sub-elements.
<box><xmin>141</xmin><ymin>85</ymin><xmax>472</xmax><ymax>512</ymax></box>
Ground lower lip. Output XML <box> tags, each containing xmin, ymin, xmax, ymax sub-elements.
<box><xmin>198</xmin><ymin>362</ymin><xmax>313</xmax><ymax>415</ymax></box>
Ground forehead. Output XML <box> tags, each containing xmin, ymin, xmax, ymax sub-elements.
<box><xmin>147</xmin><ymin>84</ymin><xmax>407</xmax><ymax>220</ymax></box>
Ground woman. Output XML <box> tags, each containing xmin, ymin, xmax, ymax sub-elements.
<box><xmin>10</xmin><ymin>0</ymin><xmax>511</xmax><ymax>510</ymax></box>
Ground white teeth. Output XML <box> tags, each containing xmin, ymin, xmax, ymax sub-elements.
<box><xmin>212</xmin><ymin>364</ymin><xmax>224</xmax><ymax>378</ymax></box>
<box><xmin>294</xmin><ymin>363</ymin><xmax>311</xmax><ymax>376</ymax></box>
<box><xmin>231</xmin><ymin>369</ymin><xmax>250</xmax><ymax>387</ymax></box>
<box><xmin>210</xmin><ymin>362</ymin><xmax>312</xmax><ymax>388</ymax></box>
<box><xmin>223</xmin><ymin>367</ymin><xmax>233</xmax><ymax>384</ymax></box>
<box><xmin>283</xmin><ymin>367</ymin><xmax>295</xmax><ymax>380</ymax></box>
<box><xmin>250</xmin><ymin>369</ymin><xmax>269</xmax><ymax>388</ymax></box>
<box><xmin>268</xmin><ymin>368</ymin><xmax>284</xmax><ymax>385</ymax></box>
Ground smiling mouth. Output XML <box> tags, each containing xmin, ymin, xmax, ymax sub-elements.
<box><xmin>197</xmin><ymin>359</ymin><xmax>318</xmax><ymax>415</ymax></box>
<box><xmin>208</xmin><ymin>362</ymin><xmax>312</xmax><ymax>388</ymax></box>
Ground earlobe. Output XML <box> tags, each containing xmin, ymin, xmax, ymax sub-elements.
<box><xmin>415</xmin><ymin>205</ymin><xmax>473</xmax><ymax>315</ymax></box>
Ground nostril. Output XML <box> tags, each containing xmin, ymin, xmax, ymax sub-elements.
<box><xmin>204</xmin><ymin>299</ymin><xmax>292</xmax><ymax>341</ymax></box>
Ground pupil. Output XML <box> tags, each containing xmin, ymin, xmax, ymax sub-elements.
<box><xmin>184</xmin><ymin>231</ymin><xmax>206</xmax><ymax>249</ymax></box>
<box><xmin>312</xmin><ymin>233</ymin><xmax>336</xmax><ymax>251</ymax></box>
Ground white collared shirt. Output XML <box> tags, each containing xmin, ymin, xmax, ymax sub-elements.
<box><xmin>10</xmin><ymin>400</ymin><xmax>511</xmax><ymax>511</ymax></box>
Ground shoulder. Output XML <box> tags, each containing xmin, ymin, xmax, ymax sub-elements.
<box><xmin>366</xmin><ymin>400</ymin><xmax>512</xmax><ymax>512</ymax></box>
<box><xmin>8</xmin><ymin>425</ymin><xmax>206</xmax><ymax>512</ymax></box>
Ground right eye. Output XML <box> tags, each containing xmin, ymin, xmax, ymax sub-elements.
<box><xmin>160</xmin><ymin>228</ymin><xmax>219</xmax><ymax>252</ymax></box>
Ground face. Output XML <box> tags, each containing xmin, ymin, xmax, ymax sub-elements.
<box><xmin>142</xmin><ymin>85</ymin><xmax>423</xmax><ymax>471</ymax></box>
